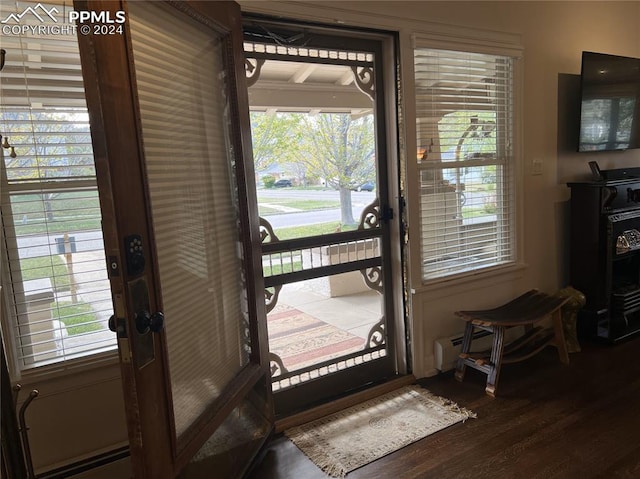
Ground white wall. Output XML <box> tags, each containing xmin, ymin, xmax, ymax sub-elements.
<box><xmin>15</xmin><ymin>362</ymin><xmax>127</xmax><ymax>473</ymax></box>
<box><xmin>21</xmin><ymin>1</ymin><xmax>639</xmax><ymax>472</ymax></box>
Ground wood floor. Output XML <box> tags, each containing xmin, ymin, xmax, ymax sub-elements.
<box><xmin>247</xmin><ymin>338</ymin><xmax>640</xmax><ymax>478</ymax></box>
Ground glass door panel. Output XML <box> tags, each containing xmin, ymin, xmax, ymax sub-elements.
<box><xmin>129</xmin><ymin>1</ymin><xmax>250</xmax><ymax>448</ymax></box>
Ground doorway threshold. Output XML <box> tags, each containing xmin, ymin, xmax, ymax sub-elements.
<box><xmin>275</xmin><ymin>375</ymin><xmax>416</xmax><ymax>432</ymax></box>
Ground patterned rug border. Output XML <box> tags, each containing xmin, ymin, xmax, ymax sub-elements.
<box><xmin>268</xmin><ymin>306</ymin><xmax>365</xmax><ymax>371</ymax></box>
<box><xmin>285</xmin><ymin>385</ymin><xmax>476</xmax><ymax>478</ymax></box>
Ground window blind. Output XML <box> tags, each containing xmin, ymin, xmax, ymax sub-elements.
<box><xmin>0</xmin><ymin>1</ymin><xmax>115</xmax><ymax>371</ymax></box>
<box><xmin>414</xmin><ymin>47</ymin><xmax>516</xmax><ymax>280</ymax></box>
<box><xmin>128</xmin><ymin>1</ymin><xmax>250</xmax><ymax>445</ymax></box>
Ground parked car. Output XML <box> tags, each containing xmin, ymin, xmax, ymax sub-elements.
<box><xmin>351</xmin><ymin>181</ymin><xmax>375</xmax><ymax>192</ymax></box>
<box><xmin>273</xmin><ymin>179</ymin><xmax>292</xmax><ymax>188</ymax></box>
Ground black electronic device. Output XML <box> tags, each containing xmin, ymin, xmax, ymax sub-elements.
<box><xmin>578</xmin><ymin>51</ymin><xmax>640</xmax><ymax>152</ymax></box>
<box><xmin>124</xmin><ymin>234</ymin><xmax>145</xmax><ymax>276</ymax></box>
<box><xmin>588</xmin><ymin>161</ymin><xmax>603</xmax><ymax>180</ymax></box>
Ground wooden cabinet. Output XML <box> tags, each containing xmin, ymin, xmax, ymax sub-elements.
<box><xmin>568</xmin><ymin>169</ymin><xmax>640</xmax><ymax>342</ymax></box>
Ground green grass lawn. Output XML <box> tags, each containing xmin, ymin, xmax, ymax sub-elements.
<box><xmin>21</xmin><ymin>256</ymin><xmax>100</xmax><ymax>336</ymax></box>
<box><xmin>20</xmin><ymin>255</ymin><xmax>71</xmax><ymax>292</ymax></box>
<box><xmin>461</xmin><ymin>206</ymin><xmax>497</xmax><ymax>218</ymax></box>
<box><xmin>274</xmin><ymin>222</ymin><xmax>358</xmax><ymax>240</ymax></box>
<box><xmin>14</xmin><ymin>217</ymin><xmax>101</xmax><ymax>236</ymax></box>
<box><xmin>257</xmin><ymin>198</ymin><xmax>340</xmax><ymax>216</ymax></box>
<box><xmin>10</xmin><ymin>191</ymin><xmax>102</xmax><ymax>236</ymax></box>
<box><xmin>263</xmin><ymin>259</ymin><xmax>303</xmax><ymax>277</ymax></box>
<box><xmin>52</xmin><ymin>301</ymin><xmax>102</xmax><ymax>336</ymax></box>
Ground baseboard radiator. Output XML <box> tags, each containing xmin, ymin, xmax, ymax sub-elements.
<box><xmin>434</xmin><ymin>326</ymin><xmax>524</xmax><ymax>372</ymax></box>
<box><xmin>36</xmin><ymin>446</ymin><xmax>129</xmax><ymax>479</ymax></box>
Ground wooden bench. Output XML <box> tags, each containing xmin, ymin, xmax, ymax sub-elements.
<box><xmin>454</xmin><ymin>289</ymin><xmax>570</xmax><ymax>397</ymax></box>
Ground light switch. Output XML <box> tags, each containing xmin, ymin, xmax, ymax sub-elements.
<box><xmin>532</xmin><ymin>158</ymin><xmax>543</xmax><ymax>175</ymax></box>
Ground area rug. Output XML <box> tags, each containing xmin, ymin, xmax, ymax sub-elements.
<box><xmin>285</xmin><ymin>385</ymin><xmax>476</xmax><ymax>478</ymax></box>
<box><xmin>267</xmin><ymin>305</ymin><xmax>364</xmax><ymax>371</ymax></box>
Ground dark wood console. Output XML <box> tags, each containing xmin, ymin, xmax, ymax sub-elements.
<box><xmin>568</xmin><ymin>167</ymin><xmax>640</xmax><ymax>343</ymax></box>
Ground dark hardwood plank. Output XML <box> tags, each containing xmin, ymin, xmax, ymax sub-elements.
<box><xmin>248</xmin><ymin>338</ymin><xmax>640</xmax><ymax>478</ymax></box>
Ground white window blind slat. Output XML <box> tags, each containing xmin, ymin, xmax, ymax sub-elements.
<box><xmin>414</xmin><ymin>47</ymin><xmax>516</xmax><ymax>281</ymax></box>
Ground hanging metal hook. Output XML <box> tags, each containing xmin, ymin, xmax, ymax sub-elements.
<box><xmin>12</xmin><ymin>383</ymin><xmax>22</xmax><ymax>410</ymax></box>
<box><xmin>15</xmin><ymin>385</ymin><xmax>39</xmax><ymax>479</ymax></box>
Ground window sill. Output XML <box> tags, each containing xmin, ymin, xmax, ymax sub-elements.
<box><xmin>412</xmin><ymin>261</ymin><xmax>528</xmax><ymax>298</ymax></box>
<box><xmin>15</xmin><ymin>350</ymin><xmax>120</xmax><ymax>396</ymax></box>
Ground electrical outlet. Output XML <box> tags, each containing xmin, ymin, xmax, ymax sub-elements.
<box><xmin>532</xmin><ymin>158</ymin><xmax>543</xmax><ymax>175</ymax></box>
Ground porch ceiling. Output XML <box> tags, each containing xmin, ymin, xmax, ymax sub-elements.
<box><xmin>247</xmin><ymin>59</ymin><xmax>373</xmax><ymax>114</ymax></box>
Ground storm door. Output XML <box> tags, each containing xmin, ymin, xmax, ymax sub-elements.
<box><xmin>243</xmin><ymin>21</ymin><xmax>405</xmax><ymax>415</ymax></box>
<box><xmin>77</xmin><ymin>1</ymin><xmax>272</xmax><ymax>477</ymax></box>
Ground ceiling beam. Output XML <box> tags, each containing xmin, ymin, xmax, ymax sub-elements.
<box><xmin>248</xmin><ymin>84</ymin><xmax>373</xmax><ymax>112</ymax></box>
<box><xmin>289</xmin><ymin>64</ymin><xmax>317</xmax><ymax>84</ymax></box>
<box><xmin>335</xmin><ymin>70</ymin><xmax>354</xmax><ymax>86</ymax></box>
<box><xmin>249</xmin><ymin>80</ymin><xmax>372</xmax><ymax>111</ymax></box>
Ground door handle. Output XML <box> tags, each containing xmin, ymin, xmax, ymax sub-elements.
<box><xmin>108</xmin><ymin>315</ymin><xmax>117</xmax><ymax>332</ymax></box>
<box><xmin>135</xmin><ymin>310</ymin><xmax>165</xmax><ymax>334</ymax></box>
<box><xmin>108</xmin><ymin>315</ymin><xmax>128</xmax><ymax>338</ymax></box>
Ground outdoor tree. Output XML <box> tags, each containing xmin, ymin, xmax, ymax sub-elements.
<box><xmin>250</xmin><ymin>111</ymin><xmax>303</xmax><ymax>173</ymax></box>
<box><xmin>3</xmin><ymin>109</ymin><xmax>95</xmax><ymax>222</ymax></box>
<box><xmin>298</xmin><ymin>113</ymin><xmax>375</xmax><ymax>225</ymax></box>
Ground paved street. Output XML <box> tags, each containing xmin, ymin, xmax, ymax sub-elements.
<box><xmin>17</xmin><ymin>189</ymin><xmax>377</xmax><ymax>257</ymax></box>
<box><xmin>16</xmin><ymin>230</ymin><xmax>107</xmax><ymax>259</ymax></box>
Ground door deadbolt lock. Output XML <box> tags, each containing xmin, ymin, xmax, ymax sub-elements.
<box><xmin>135</xmin><ymin>310</ymin><xmax>165</xmax><ymax>335</ymax></box>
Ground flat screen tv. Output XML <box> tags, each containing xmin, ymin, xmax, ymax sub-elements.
<box><xmin>578</xmin><ymin>51</ymin><xmax>640</xmax><ymax>152</ymax></box>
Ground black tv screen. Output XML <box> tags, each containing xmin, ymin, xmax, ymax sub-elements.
<box><xmin>578</xmin><ymin>51</ymin><xmax>640</xmax><ymax>152</ymax></box>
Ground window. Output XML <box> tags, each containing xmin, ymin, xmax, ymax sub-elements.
<box><xmin>0</xmin><ymin>2</ymin><xmax>115</xmax><ymax>373</ymax></box>
<box><xmin>413</xmin><ymin>44</ymin><xmax>519</xmax><ymax>281</ymax></box>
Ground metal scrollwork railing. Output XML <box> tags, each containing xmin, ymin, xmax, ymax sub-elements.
<box><xmin>351</xmin><ymin>65</ymin><xmax>375</xmax><ymax>101</ymax></box>
<box><xmin>265</xmin><ymin>285</ymin><xmax>282</xmax><ymax>314</ymax></box>
<box><xmin>269</xmin><ymin>352</ymin><xmax>289</xmax><ymax>378</ymax></box>
<box><xmin>260</xmin><ymin>216</ymin><xmax>279</xmax><ymax>243</ymax></box>
<box><xmin>358</xmin><ymin>198</ymin><xmax>380</xmax><ymax>230</ymax></box>
<box><xmin>245</xmin><ymin>58</ymin><xmax>265</xmax><ymax>87</ymax></box>
<box><xmin>355</xmin><ymin>198</ymin><xmax>386</xmax><ymax>346</ymax></box>
<box><xmin>360</xmin><ymin>266</ymin><xmax>383</xmax><ymax>294</ymax></box>
<box><xmin>261</xmin><ymin>216</ymin><xmax>282</xmax><ymax>313</ymax></box>
<box><xmin>366</xmin><ymin>317</ymin><xmax>386</xmax><ymax>348</ymax></box>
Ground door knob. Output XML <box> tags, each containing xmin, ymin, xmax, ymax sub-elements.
<box><xmin>108</xmin><ymin>315</ymin><xmax>127</xmax><ymax>337</ymax></box>
<box><xmin>135</xmin><ymin>310</ymin><xmax>165</xmax><ymax>334</ymax></box>
<box><xmin>149</xmin><ymin>311</ymin><xmax>164</xmax><ymax>333</ymax></box>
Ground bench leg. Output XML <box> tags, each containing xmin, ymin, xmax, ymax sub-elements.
<box><xmin>485</xmin><ymin>326</ymin><xmax>505</xmax><ymax>397</ymax></box>
<box><xmin>551</xmin><ymin>309</ymin><xmax>570</xmax><ymax>365</ymax></box>
<box><xmin>454</xmin><ymin>322</ymin><xmax>474</xmax><ymax>382</ymax></box>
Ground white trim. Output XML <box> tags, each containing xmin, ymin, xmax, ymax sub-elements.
<box><xmin>512</xmin><ymin>55</ymin><xmax>526</xmax><ymax>284</ymax></box>
<box><xmin>412</xmin><ymin>262</ymin><xmax>528</xmax><ymax>299</ymax></box>
<box><xmin>0</xmin><ymin>200</ymin><xmax>22</xmax><ymax>381</ymax></box>
<box><xmin>16</xmin><ymin>350</ymin><xmax>119</xmax><ymax>390</ymax></box>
